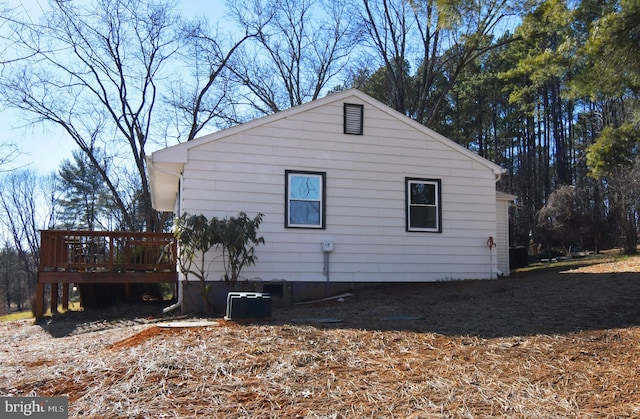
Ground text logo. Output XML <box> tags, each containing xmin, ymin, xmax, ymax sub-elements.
<box><xmin>1</xmin><ymin>397</ymin><xmax>68</xmax><ymax>418</ymax></box>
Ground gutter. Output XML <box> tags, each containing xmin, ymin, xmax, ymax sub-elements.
<box><xmin>495</xmin><ymin>167</ymin><xmax>506</xmax><ymax>183</ymax></box>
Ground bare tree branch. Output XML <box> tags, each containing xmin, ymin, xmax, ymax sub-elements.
<box><xmin>0</xmin><ymin>170</ymin><xmax>47</xmax><ymax>298</ymax></box>
<box><xmin>0</xmin><ymin>0</ymin><xmax>238</xmax><ymax>232</ymax></box>
<box><xmin>0</xmin><ymin>143</ymin><xmax>22</xmax><ymax>172</ymax></box>
<box><xmin>358</xmin><ymin>0</ymin><xmax>519</xmax><ymax>124</ymax></box>
<box><xmin>225</xmin><ymin>0</ymin><xmax>359</xmax><ymax>115</ymax></box>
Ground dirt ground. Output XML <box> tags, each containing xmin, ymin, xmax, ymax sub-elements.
<box><xmin>1</xmin><ymin>253</ymin><xmax>640</xmax><ymax>417</ymax></box>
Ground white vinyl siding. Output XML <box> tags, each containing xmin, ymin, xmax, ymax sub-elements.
<box><xmin>165</xmin><ymin>91</ymin><xmax>502</xmax><ymax>283</ymax></box>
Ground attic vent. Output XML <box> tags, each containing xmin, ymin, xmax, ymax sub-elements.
<box><xmin>344</xmin><ymin>103</ymin><xmax>363</xmax><ymax>135</ymax></box>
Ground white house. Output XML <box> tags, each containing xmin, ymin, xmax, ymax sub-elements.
<box><xmin>148</xmin><ymin>89</ymin><xmax>515</xmax><ymax>312</ymax></box>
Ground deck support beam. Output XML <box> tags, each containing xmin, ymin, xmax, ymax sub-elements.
<box><xmin>35</xmin><ymin>283</ymin><xmax>45</xmax><ymax>320</ymax></box>
<box><xmin>62</xmin><ymin>283</ymin><xmax>69</xmax><ymax>311</ymax></box>
<box><xmin>50</xmin><ymin>283</ymin><xmax>58</xmax><ymax>315</ymax></box>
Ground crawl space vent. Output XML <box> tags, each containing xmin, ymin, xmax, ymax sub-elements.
<box><xmin>344</xmin><ymin>103</ymin><xmax>364</xmax><ymax>135</ymax></box>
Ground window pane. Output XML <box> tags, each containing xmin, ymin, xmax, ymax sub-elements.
<box><xmin>290</xmin><ymin>201</ymin><xmax>320</xmax><ymax>225</ymax></box>
<box><xmin>290</xmin><ymin>176</ymin><xmax>320</xmax><ymax>200</ymax></box>
<box><xmin>410</xmin><ymin>206</ymin><xmax>437</xmax><ymax>229</ymax></box>
<box><xmin>286</xmin><ymin>170</ymin><xmax>325</xmax><ymax>229</ymax></box>
<box><xmin>411</xmin><ymin>183</ymin><xmax>435</xmax><ymax>205</ymax></box>
<box><xmin>406</xmin><ymin>178</ymin><xmax>441</xmax><ymax>232</ymax></box>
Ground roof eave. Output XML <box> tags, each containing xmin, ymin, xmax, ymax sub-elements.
<box><xmin>147</xmin><ymin>156</ymin><xmax>183</xmax><ymax>212</ymax></box>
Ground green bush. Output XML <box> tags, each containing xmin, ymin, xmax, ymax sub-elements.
<box><xmin>174</xmin><ymin>212</ymin><xmax>265</xmax><ymax>313</ymax></box>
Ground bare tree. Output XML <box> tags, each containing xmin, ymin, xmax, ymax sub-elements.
<box><xmin>226</xmin><ymin>0</ymin><xmax>359</xmax><ymax>115</ymax></box>
<box><xmin>358</xmin><ymin>0</ymin><xmax>519</xmax><ymax>125</ymax></box>
<box><xmin>166</xmin><ymin>14</ymin><xmax>262</xmax><ymax>139</ymax></box>
<box><xmin>0</xmin><ymin>0</ymin><xmax>259</xmax><ymax>232</ymax></box>
<box><xmin>0</xmin><ymin>143</ymin><xmax>21</xmax><ymax>172</ymax></box>
<box><xmin>0</xmin><ymin>239</ymin><xmax>29</xmax><ymax>311</ymax></box>
<box><xmin>0</xmin><ymin>0</ymin><xmax>182</xmax><ymax>231</ymax></box>
<box><xmin>536</xmin><ymin>185</ymin><xmax>582</xmax><ymax>254</ymax></box>
<box><xmin>0</xmin><ymin>170</ymin><xmax>50</xmax><ymax>301</ymax></box>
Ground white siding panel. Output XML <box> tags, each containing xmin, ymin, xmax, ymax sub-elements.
<box><xmin>496</xmin><ymin>199</ymin><xmax>510</xmax><ymax>275</ymax></box>
<box><xmin>179</xmin><ymin>96</ymin><xmax>501</xmax><ymax>283</ymax></box>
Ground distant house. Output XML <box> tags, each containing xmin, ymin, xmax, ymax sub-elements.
<box><xmin>148</xmin><ymin>89</ymin><xmax>515</xmax><ymax>312</ymax></box>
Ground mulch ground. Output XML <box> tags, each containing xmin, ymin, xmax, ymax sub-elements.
<box><xmin>1</xmin><ymin>254</ymin><xmax>640</xmax><ymax>417</ymax></box>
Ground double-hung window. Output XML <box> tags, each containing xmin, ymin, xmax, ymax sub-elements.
<box><xmin>406</xmin><ymin>178</ymin><xmax>441</xmax><ymax>232</ymax></box>
<box><xmin>285</xmin><ymin>170</ymin><xmax>326</xmax><ymax>229</ymax></box>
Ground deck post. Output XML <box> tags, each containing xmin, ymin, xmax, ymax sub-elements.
<box><xmin>50</xmin><ymin>283</ymin><xmax>58</xmax><ymax>314</ymax></box>
<box><xmin>35</xmin><ymin>282</ymin><xmax>45</xmax><ymax>320</ymax></box>
<box><xmin>61</xmin><ymin>283</ymin><xmax>69</xmax><ymax>311</ymax></box>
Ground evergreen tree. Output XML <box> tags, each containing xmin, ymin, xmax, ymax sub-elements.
<box><xmin>57</xmin><ymin>149</ymin><xmax>113</xmax><ymax>230</ymax></box>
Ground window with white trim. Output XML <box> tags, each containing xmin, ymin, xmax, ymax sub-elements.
<box><xmin>406</xmin><ymin>178</ymin><xmax>441</xmax><ymax>232</ymax></box>
<box><xmin>285</xmin><ymin>170</ymin><xmax>326</xmax><ymax>229</ymax></box>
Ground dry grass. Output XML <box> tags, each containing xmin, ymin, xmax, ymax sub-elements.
<box><xmin>2</xmin><ymin>254</ymin><xmax>640</xmax><ymax>418</ymax></box>
<box><xmin>0</xmin><ymin>311</ymin><xmax>33</xmax><ymax>322</ymax></box>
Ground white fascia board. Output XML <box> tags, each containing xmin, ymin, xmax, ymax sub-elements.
<box><xmin>496</xmin><ymin>191</ymin><xmax>517</xmax><ymax>201</ymax></box>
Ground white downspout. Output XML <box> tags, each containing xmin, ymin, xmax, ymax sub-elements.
<box><xmin>163</xmin><ymin>280</ymin><xmax>183</xmax><ymax>314</ymax></box>
<box><xmin>493</xmin><ymin>169</ymin><xmax>505</xmax><ymax>278</ymax></box>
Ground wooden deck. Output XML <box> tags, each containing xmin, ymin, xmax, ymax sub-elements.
<box><xmin>36</xmin><ymin>230</ymin><xmax>178</xmax><ymax>319</ymax></box>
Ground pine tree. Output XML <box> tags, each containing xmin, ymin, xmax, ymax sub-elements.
<box><xmin>57</xmin><ymin>149</ymin><xmax>113</xmax><ymax>231</ymax></box>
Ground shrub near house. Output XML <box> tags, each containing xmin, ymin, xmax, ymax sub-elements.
<box><xmin>174</xmin><ymin>212</ymin><xmax>264</xmax><ymax>313</ymax></box>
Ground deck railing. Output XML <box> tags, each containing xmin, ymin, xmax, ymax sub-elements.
<box><xmin>39</xmin><ymin>230</ymin><xmax>177</xmax><ymax>274</ymax></box>
<box><xmin>36</xmin><ymin>230</ymin><xmax>178</xmax><ymax>320</ymax></box>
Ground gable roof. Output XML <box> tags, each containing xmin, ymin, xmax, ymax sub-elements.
<box><xmin>148</xmin><ymin>89</ymin><xmax>506</xmax><ymax>211</ymax></box>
